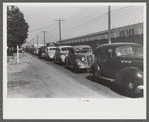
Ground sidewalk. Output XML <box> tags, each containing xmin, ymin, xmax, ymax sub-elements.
<box><xmin>7</xmin><ymin>53</ymin><xmax>32</xmax><ymax>74</ymax></box>
<box><xmin>7</xmin><ymin>52</ymin><xmax>35</xmax><ymax>98</ymax></box>
<box><xmin>7</xmin><ymin>52</ymin><xmax>55</xmax><ymax>98</ymax></box>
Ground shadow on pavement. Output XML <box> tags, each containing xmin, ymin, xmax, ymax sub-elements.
<box><xmin>63</xmin><ymin>66</ymin><xmax>88</xmax><ymax>74</ymax></box>
<box><xmin>86</xmin><ymin>75</ymin><xmax>141</xmax><ymax>98</ymax></box>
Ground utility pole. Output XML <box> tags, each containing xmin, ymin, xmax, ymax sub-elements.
<box><xmin>36</xmin><ymin>35</ymin><xmax>38</xmax><ymax>47</ymax></box>
<box><xmin>41</xmin><ymin>31</ymin><xmax>47</xmax><ymax>46</ymax></box>
<box><xmin>55</xmin><ymin>19</ymin><xmax>65</xmax><ymax>46</ymax></box>
<box><xmin>108</xmin><ymin>6</ymin><xmax>111</xmax><ymax>44</ymax></box>
<box><xmin>33</xmin><ymin>38</ymin><xmax>34</xmax><ymax>48</ymax></box>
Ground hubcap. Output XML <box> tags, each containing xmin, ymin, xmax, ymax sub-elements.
<box><xmin>128</xmin><ymin>82</ymin><xmax>133</xmax><ymax>89</ymax></box>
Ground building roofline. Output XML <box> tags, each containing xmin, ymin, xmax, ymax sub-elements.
<box><xmin>59</xmin><ymin>22</ymin><xmax>143</xmax><ymax>42</ymax></box>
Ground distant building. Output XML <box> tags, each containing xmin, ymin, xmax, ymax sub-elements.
<box><xmin>33</xmin><ymin>44</ymin><xmax>44</xmax><ymax>47</ymax></box>
<box><xmin>46</xmin><ymin>42</ymin><xmax>55</xmax><ymax>46</ymax></box>
<box><xmin>56</xmin><ymin>22</ymin><xmax>143</xmax><ymax>50</ymax></box>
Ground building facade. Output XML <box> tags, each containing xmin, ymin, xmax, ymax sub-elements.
<box><xmin>57</xmin><ymin>23</ymin><xmax>143</xmax><ymax>51</ymax></box>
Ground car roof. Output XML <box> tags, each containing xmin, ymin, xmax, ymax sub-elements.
<box><xmin>71</xmin><ymin>45</ymin><xmax>91</xmax><ymax>49</ymax></box>
<box><xmin>57</xmin><ymin>45</ymin><xmax>71</xmax><ymax>48</ymax></box>
<box><xmin>40</xmin><ymin>46</ymin><xmax>46</xmax><ymax>48</ymax></box>
<box><xmin>96</xmin><ymin>43</ymin><xmax>142</xmax><ymax>49</ymax></box>
<box><xmin>46</xmin><ymin>46</ymin><xmax>57</xmax><ymax>49</ymax></box>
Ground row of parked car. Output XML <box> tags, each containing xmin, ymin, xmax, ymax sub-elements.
<box><xmin>28</xmin><ymin>42</ymin><xmax>143</xmax><ymax>98</ymax></box>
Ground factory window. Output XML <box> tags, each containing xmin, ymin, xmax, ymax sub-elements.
<box><xmin>132</xmin><ymin>29</ymin><xmax>135</xmax><ymax>35</ymax></box>
<box><xmin>128</xmin><ymin>29</ymin><xmax>135</xmax><ymax>36</ymax></box>
<box><xmin>120</xmin><ymin>31</ymin><xmax>126</xmax><ymax>37</ymax></box>
<box><xmin>122</xmin><ymin>31</ymin><xmax>125</xmax><ymax>37</ymax></box>
<box><xmin>129</xmin><ymin>29</ymin><xmax>131</xmax><ymax>36</ymax></box>
<box><xmin>126</xmin><ymin>30</ymin><xmax>128</xmax><ymax>36</ymax></box>
<box><xmin>120</xmin><ymin>31</ymin><xmax>123</xmax><ymax>37</ymax></box>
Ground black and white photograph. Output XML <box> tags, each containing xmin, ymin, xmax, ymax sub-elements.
<box><xmin>3</xmin><ymin>2</ymin><xmax>146</xmax><ymax>119</ymax></box>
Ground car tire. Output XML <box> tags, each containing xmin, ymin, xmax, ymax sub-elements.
<box><xmin>59</xmin><ymin>58</ymin><xmax>62</xmax><ymax>65</ymax></box>
<box><xmin>47</xmin><ymin>56</ymin><xmax>50</xmax><ymax>61</ymax></box>
<box><xmin>73</xmin><ymin>64</ymin><xmax>79</xmax><ymax>73</ymax></box>
<box><xmin>65</xmin><ymin>59</ymin><xmax>68</xmax><ymax>68</ymax></box>
<box><xmin>54</xmin><ymin>56</ymin><xmax>57</xmax><ymax>63</ymax></box>
<box><xmin>93</xmin><ymin>68</ymin><xmax>99</xmax><ymax>80</ymax></box>
<box><xmin>122</xmin><ymin>74</ymin><xmax>139</xmax><ymax>98</ymax></box>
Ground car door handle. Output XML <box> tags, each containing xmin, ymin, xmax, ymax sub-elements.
<box><xmin>102</xmin><ymin>60</ymin><xmax>106</xmax><ymax>62</ymax></box>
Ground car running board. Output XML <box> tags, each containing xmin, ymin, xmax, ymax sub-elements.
<box><xmin>99</xmin><ymin>76</ymin><xmax>114</xmax><ymax>82</ymax></box>
<box><xmin>67</xmin><ymin>65</ymin><xmax>73</xmax><ymax>68</ymax></box>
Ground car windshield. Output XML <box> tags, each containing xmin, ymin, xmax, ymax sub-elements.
<box><xmin>61</xmin><ymin>47</ymin><xmax>70</xmax><ymax>51</ymax></box>
<box><xmin>49</xmin><ymin>48</ymin><xmax>56</xmax><ymax>51</ymax></box>
<box><xmin>116</xmin><ymin>45</ymin><xmax>143</xmax><ymax>58</ymax></box>
<box><xmin>75</xmin><ymin>47</ymin><xmax>92</xmax><ymax>54</ymax></box>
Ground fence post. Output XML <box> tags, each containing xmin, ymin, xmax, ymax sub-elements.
<box><xmin>17</xmin><ymin>45</ymin><xmax>19</xmax><ymax>63</ymax></box>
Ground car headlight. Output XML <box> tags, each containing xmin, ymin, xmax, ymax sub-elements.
<box><xmin>136</xmin><ymin>72</ymin><xmax>143</xmax><ymax>78</ymax></box>
<box><xmin>81</xmin><ymin>57</ymin><xmax>86</xmax><ymax>62</ymax></box>
<box><xmin>61</xmin><ymin>55</ymin><xmax>65</xmax><ymax>60</ymax></box>
<box><xmin>78</xmin><ymin>62</ymin><xmax>84</xmax><ymax>66</ymax></box>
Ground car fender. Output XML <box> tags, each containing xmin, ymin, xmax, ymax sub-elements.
<box><xmin>65</xmin><ymin>56</ymin><xmax>68</xmax><ymax>62</ymax></box>
<box><xmin>74</xmin><ymin>59</ymin><xmax>83</xmax><ymax>67</ymax></box>
<box><xmin>60</xmin><ymin>55</ymin><xmax>66</xmax><ymax>62</ymax></box>
<box><xmin>65</xmin><ymin>56</ymin><xmax>70</xmax><ymax>65</ymax></box>
<box><xmin>115</xmin><ymin>67</ymin><xmax>142</xmax><ymax>87</ymax></box>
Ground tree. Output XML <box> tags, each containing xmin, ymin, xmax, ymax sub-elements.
<box><xmin>7</xmin><ymin>6</ymin><xmax>29</xmax><ymax>48</ymax></box>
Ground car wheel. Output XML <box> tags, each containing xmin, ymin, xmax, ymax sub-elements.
<box><xmin>93</xmin><ymin>68</ymin><xmax>99</xmax><ymax>80</ymax></box>
<box><xmin>73</xmin><ymin>64</ymin><xmax>79</xmax><ymax>73</ymax></box>
<box><xmin>54</xmin><ymin>56</ymin><xmax>57</xmax><ymax>63</ymax></box>
<box><xmin>59</xmin><ymin>58</ymin><xmax>62</xmax><ymax>65</ymax></box>
<box><xmin>47</xmin><ymin>56</ymin><xmax>50</xmax><ymax>61</ymax></box>
<box><xmin>122</xmin><ymin>74</ymin><xmax>139</xmax><ymax>98</ymax></box>
<box><xmin>65</xmin><ymin>58</ymin><xmax>69</xmax><ymax>68</ymax></box>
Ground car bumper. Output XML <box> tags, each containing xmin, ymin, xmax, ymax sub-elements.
<box><xmin>137</xmin><ymin>85</ymin><xmax>144</xmax><ymax>90</ymax></box>
<box><xmin>48</xmin><ymin>54</ymin><xmax>54</xmax><ymax>59</ymax></box>
<box><xmin>78</xmin><ymin>64</ymin><xmax>89</xmax><ymax>69</ymax></box>
<box><xmin>134</xmin><ymin>85</ymin><xmax>144</xmax><ymax>96</ymax></box>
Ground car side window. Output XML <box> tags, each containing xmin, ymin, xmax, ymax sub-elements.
<box><xmin>70</xmin><ymin>48</ymin><xmax>74</xmax><ymax>54</ymax></box>
<box><xmin>105</xmin><ymin>48</ymin><xmax>113</xmax><ymax>58</ymax></box>
<box><xmin>98</xmin><ymin>48</ymin><xmax>105</xmax><ymax>56</ymax></box>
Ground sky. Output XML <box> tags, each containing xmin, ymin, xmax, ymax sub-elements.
<box><xmin>7</xmin><ymin>3</ymin><xmax>144</xmax><ymax>46</ymax></box>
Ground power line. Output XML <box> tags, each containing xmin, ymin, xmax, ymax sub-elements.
<box><xmin>29</xmin><ymin>23</ymin><xmax>56</xmax><ymax>33</ymax></box>
<box><xmin>63</xmin><ymin>7</ymin><xmax>90</xmax><ymax>26</ymax></box>
<box><xmin>64</xmin><ymin>7</ymin><xmax>88</xmax><ymax>20</ymax></box>
<box><xmin>63</xmin><ymin>13</ymin><xmax>108</xmax><ymax>32</ymax></box>
<box><xmin>62</xmin><ymin>6</ymin><xmax>136</xmax><ymax>32</ymax></box>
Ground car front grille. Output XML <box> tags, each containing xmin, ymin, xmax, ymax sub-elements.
<box><xmin>86</xmin><ymin>55</ymin><xmax>94</xmax><ymax>67</ymax></box>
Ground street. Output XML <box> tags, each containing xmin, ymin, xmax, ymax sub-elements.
<box><xmin>7</xmin><ymin>52</ymin><xmax>126</xmax><ymax>98</ymax></box>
